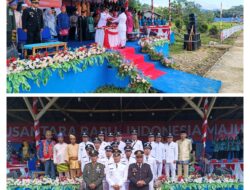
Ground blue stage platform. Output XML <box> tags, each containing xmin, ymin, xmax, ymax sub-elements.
<box><xmin>18</xmin><ymin>38</ymin><xmax>221</xmax><ymax>93</ymax></box>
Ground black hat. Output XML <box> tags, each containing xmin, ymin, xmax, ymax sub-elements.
<box><xmin>113</xmin><ymin>149</ymin><xmax>122</xmax><ymax>157</ymax></box>
<box><xmin>134</xmin><ymin>150</ymin><xmax>144</xmax><ymax>157</ymax></box>
<box><xmin>148</xmin><ymin>132</ymin><xmax>154</xmax><ymax>137</ymax></box>
<box><xmin>124</xmin><ymin>139</ymin><xmax>133</xmax><ymax>144</ymax></box>
<box><xmin>107</xmin><ymin>132</ymin><xmax>113</xmax><ymax>137</ymax></box>
<box><xmin>93</xmin><ymin>137</ymin><xmax>101</xmax><ymax>144</ymax></box>
<box><xmin>98</xmin><ymin>131</ymin><xmax>105</xmax><ymax>136</ymax></box>
<box><xmin>180</xmin><ymin>130</ymin><xmax>187</xmax><ymax>134</ymax></box>
<box><xmin>111</xmin><ymin>141</ymin><xmax>119</xmax><ymax>147</ymax></box>
<box><xmin>124</xmin><ymin>145</ymin><xmax>133</xmax><ymax>152</ymax></box>
<box><xmin>85</xmin><ymin>144</ymin><xmax>94</xmax><ymax>151</ymax></box>
<box><xmin>131</xmin><ymin>129</ymin><xmax>138</xmax><ymax>135</ymax></box>
<box><xmin>167</xmin><ymin>133</ymin><xmax>173</xmax><ymax>138</ymax></box>
<box><xmin>89</xmin><ymin>149</ymin><xmax>99</xmax><ymax>157</ymax></box>
<box><xmin>155</xmin><ymin>132</ymin><xmax>162</xmax><ymax>138</ymax></box>
<box><xmin>105</xmin><ymin>145</ymin><xmax>113</xmax><ymax>152</ymax></box>
<box><xmin>31</xmin><ymin>0</ymin><xmax>39</xmax><ymax>3</ymax></box>
<box><xmin>82</xmin><ymin>131</ymin><xmax>89</xmax><ymax>137</ymax></box>
<box><xmin>143</xmin><ymin>142</ymin><xmax>152</xmax><ymax>150</ymax></box>
<box><xmin>115</xmin><ymin>131</ymin><xmax>122</xmax><ymax>136</ymax></box>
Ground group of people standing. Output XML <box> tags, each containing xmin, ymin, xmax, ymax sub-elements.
<box><xmin>37</xmin><ymin>129</ymin><xmax>193</xmax><ymax>190</ymax></box>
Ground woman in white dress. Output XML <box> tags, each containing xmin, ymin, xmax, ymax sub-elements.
<box><xmin>112</xmin><ymin>8</ymin><xmax>127</xmax><ymax>48</ymax></box>
<box><xmin>95</xmin><ymin>7</ymin><xmax>113</xmax><ymax>47</ymax></box>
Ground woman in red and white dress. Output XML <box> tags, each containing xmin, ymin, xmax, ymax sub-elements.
<box><xmin>112</xmin><ymin>8</ymin><xmax>127</xmax><ymax>48</ymax></box>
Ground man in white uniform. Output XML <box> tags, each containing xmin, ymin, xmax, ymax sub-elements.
<box><xmin>111</xmin><ymin>7</ymin><xmax>127</xmax><ymax>48</ymax></box>
<box><xmin>121</xmin><ymin>145</ymin><xmax>136</xmax><ymax>166</ymax></box>
<box><xmin>95</xmin><ymin>7</ymin><xmax>113</xmax><ymax>47</ymax></box>
<box><xmin>98</xmin><ymin>131</ymin><xmax>108</xmax><ymax>153</ymax></box>
<box><xmin>78</xmin><ymin>132</ymin><xmax>94</xmax><ymax>172</ymax></box>
<box><xmin>106</xmin><ymin>132</ymin><xmax>114</xmax><ymax>145</ymax></box>
<box><xmin>116</xmin><ymin>131</ymin><xmax>126</xmax><ymax>153</ymax></box>
<box><xmin>147</xmin><ymin>132</ymin><xmax>157</xmax><ymax>158</ymax></box>
<box><xmin>80</xmin><ymin>144</ymin><xmax>94</xmax><ymax>172</ymax></box>
<box><xmin>99</xmin><ymin>145</ymin><xmax>114</xmax><ymax>174</ymax></box>
<box><xmin>93</xmin><ymin>137</ymin><xmax>105</xmax><ymax>158</ymax></box>
<box><xmin>131</xmin><ymin>130</ymin><xmax>143</xmax><ymax>157</ymax></box>
<box><xmin>154</xmin><ymin>132</ymin><xmax>165</xmax><ymax>177</ymax></box>
<box><xmin>143</xmin><ymin>143</ymin><xmax>157</xmax><ymax>190</ymax></box>
<box><xmin>164</xmin><ymin>133</ymin><xmax>178</xmax><ymax>180</ymax></box>
<box><xmin>106</xmin><ymin>150</ymin><xmax>128</xmax><ymax>190</ymax></box>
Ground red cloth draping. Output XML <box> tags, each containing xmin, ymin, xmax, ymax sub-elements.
<box><xmin>103</xmin><ymin>27</ymin><xmax>119</xmax><ymax>49</ymax></box>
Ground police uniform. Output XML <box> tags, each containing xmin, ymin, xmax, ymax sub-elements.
<box><xmin>83</xmin><ymin>150</ymin><xmax>105</xmax><ymax>190</ymax></box>
<box><xmin>143</xmin><ymin>143</ymin><xmax>157</xmax><ymax>190</ymax></box>
<box><xmin>154</xmin><ymin>133</ymin><xmax>165</xmax><ymax>177</ymax></box>
<box><xmin>116</xmin><ymin>131</ymin><xmax>126</xmax><ymax>153</ymax></box>
<box><xmin>147</xmin><ymin>132</ymin><xmax>157</xmax><ymax>158</ymax></box>
<box><xmin>131</xmin><ymin>130</ymin><xmax>143</xmax><ymax>157</ymax></box>
<box><xmin>128</xmin><ymin>150</ymin><xmax>153</xmax><ymax>190</ymax></box>
<box><xmin>106</xmin><ymin>150</ymin><xmax>128</xmax><ymax>190</ymax></box>
<box><xmin>81</xmin><ymin>144</ymin><xmax>94</xmax><ymax>172</ymax></box>
<box><xmin>99</xmin><ymin>145</ymin><xmax>114</xmax><ymax>174</ymax></box>
<box><xmin>22</xmin><ymin>0</ymin><xmax>44</xmax><ymax>44</ymax></box>
<box><xmin>98</xmin><ymin>131</ymin><xmax>108</xmax><ymax>154</ymax></box>
<box><xmin>78</xmin><ymin>132</ymin><xmax>95</xmax><ymax>171</ymax></box>
<box><xmin>121</xmin><ymin>145</ymin><xmax>136</xmax><ymax>166</ymax></box>
<box><xmin>164</xmin><ymin>133</ymin><xmax>178</xmax><ymax>180</ymax></box>
<box><xmin>93</xmin><ymin>137</ymin><xmax>106</xmax><ymax>159</ymax></box>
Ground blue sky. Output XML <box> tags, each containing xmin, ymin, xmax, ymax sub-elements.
<box><xmin>139</xmin><ymin>0</ymin><xmax>244</xmax><ymax>10</ymax></box>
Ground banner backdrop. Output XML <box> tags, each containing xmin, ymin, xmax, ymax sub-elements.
<box><xmin>7</xmin><ymin>120</ymin><xmax>243</xmax><ymax>142</ymax></box>
<box><xmin>25</xmin><ymin>0</ymin><xmax>62</xmax><ymax>8</ymax></box>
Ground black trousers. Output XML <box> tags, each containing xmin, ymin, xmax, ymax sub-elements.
<box><xmin>69</xmin><ymin>27</ymin><xmax>76</xmax><ymax>40</ymax></box>
<box><xmin>7</xmin><ymin>31</ymin><xmax>12</xmax><ymax>47</ymax></box>
<box><xmin>27</xmin><ymin>29</ymin><xmax>41</xmax><ymax>44</ymax></box>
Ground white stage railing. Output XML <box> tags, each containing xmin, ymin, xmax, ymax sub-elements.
<box><xmin>221</xmin><ymin>25</ymin><xmax>243</xmax><ymax>41</ymax></box>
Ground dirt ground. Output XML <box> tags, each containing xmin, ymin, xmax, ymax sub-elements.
<box><xmin>172</xmin><ymin>47</ymin><xmax>226</xmax><ymax>76</ymax></box>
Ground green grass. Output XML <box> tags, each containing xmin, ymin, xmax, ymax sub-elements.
<box><xmin>95</xmin><ymin>86</ymin><xmax>128</xmax><ymax>93</ymax></box>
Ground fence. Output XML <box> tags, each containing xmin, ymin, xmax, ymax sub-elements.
<box><xmin>221</xmin><ymin>25</ymin><xmax>243</xmax><ymax>41</ymax></box>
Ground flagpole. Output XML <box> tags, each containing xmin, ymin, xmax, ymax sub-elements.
<box><xmin>151</xmin><ymin>0</ymin><xmax>154</xmax><ymax>25</ymax></box>
<box><xmin>202</xmin><ymin>98</ymin><xmax>209</xmax><ymax>175</ymax></box>
<box><xmin>220</xmin><ymin>2</ymin><xmax>223</xmax><ymax>43</ymax></box>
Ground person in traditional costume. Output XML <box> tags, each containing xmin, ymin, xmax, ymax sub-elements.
<box><xmin>125</xmin><ymin>8</ymin><xmax>133</xmax><ymax>34</ymax></box>
<box><xmin>39</xmin><ymin>130</ymin><xmax>56</xmax><ymax>179</ymax></box>
<box><xmin>53</xmin><ymin>132</ymin><xmax>69</xmax><ymax>178</ymax></box>
<box><xmin>65</xmin><ymin>134</ymin><xmax>81</xmax><ymax>178</ymax></box>
<box><xmin>95</xmin><ymin>7</ymin><xmax>113</xmax><ymax>47</ymax></box>
<box><xmin>44</xmin><ymin>8</ymin><xmax>57</xmax><ymax>38</ymax></box>
<box><xmin>111</xmin><ymin>7</ymin><xmax>127</xmax><ymax>48</ymax></box>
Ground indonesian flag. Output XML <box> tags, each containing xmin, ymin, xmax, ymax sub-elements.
<box><xmin>202</xmin><ymin>98</ymin><xmax>209</xmax><ymax>153</ymax></box>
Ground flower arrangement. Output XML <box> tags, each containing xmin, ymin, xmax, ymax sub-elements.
<box><xmin>138</xmin><ymin>36</ymin><xmax>176</xmax><ymax>69</ymax></box>
<box><xmin>129</xmin><ymin>74</ymin><xmax>151</xmax><ymax>93</ymax></box>
<box><xmin>7</xmin><ymin>176</ymin><xmax>82</xmax><ymax>187</ymax></box>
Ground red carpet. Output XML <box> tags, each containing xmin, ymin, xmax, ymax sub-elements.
<box><xmin>117</xmin><ymin>47</ymin><xmax>166</xmax><ymax>80</ymax></box>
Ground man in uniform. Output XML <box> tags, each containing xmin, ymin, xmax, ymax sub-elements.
<box><xmin>83</xmin><ymin>150</ymin><xmax>105</xmax><ymax>190</ymax></box>
<box><xmin>176</xmin><ymin>130</ymin><xmax>192</xmax><ymax>178</ymax></box>
<box><xmin>131</xmin><ymin>130</ymin><xmax>143</xmax><ymax>156</ymax></box>
<box><xmin>22</xmin><ymin>0</ymin><xmax>44</xmax><ymax>44</ymax></box>
<box><xmin>78</xmin><ymin>131</ymin><xmax>94</xmax><ymax>171</ymax></box>
<box><xmin>154</xmin><ymin>132</ymin><xmax>165</xmax><ymax>177</ymax></box>
<box><xmin>93</xmin><ymin>137</ymin><xmax>105</xmax><ymax>158</ymax></box>
<box><xmin>121</xmin><ymin>145</ymin><xmax>136</xmax><ymax>166</ymax></box>
<box><xmin>106</xmin><ymin>132</ymin><xmax>114</xmax><ymax>145</ymax></box>
<box><xmin>128</xmin><ymin>150</ymin><xmax>153</xmax><ymax>190</ymax></box>
<box><xmin>80</xmin><ymin>144</ymin><xmax>95</xmax><ymax>172</ymax></box>
<box><xmin>124</xmin><ymin>139</ymin><xmax>133</xmax><ymax>146</ymax></box>
<box><xmin>106</xmin><ymin>150</ymin><xmax>128</xmax><ymax>190</ymax></box>
<box><xmin>98</xmin><ymin>131</ymin><xmax>108</xmax><ymax>153</ymax></box>
<box><xmin>164</xmin><ymin>133</ymin><xmax>178</xmax><ymax>181</ymax></box>
<box><xmin>147</xmin><ymin>132</ymin><xmax>157</xmax><ymax>158</ymax></box>
<box><xmin>111</xmin><ymin>141</ymin><xmax>120</xmax><ymax>152</ymax></box>
<box><xmin>101</xmin><ymin>145</ymin><xmax>114</xmax><ymax>171</ymax></box>
<box><xmin>115</xmin><ymin>131</ymin><xmax>126</xmax><ymax>153</ymax></box>
<box><xmin>143</xmin><ymin>143</ymin><xmax>157</xmax><ymax>190</ymax></box>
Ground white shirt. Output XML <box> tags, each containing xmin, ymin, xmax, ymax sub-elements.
<box><xmin>118</xmin><ymin>141</ymin><xmax>126</xmax><ymax>153</ymax></box>
<box><xmin>97</xmin><ymin>12</ymin><xmax>112</xmax><ymax>28</ymax></box>
<box><xmin>131</xmin><ymin>140</ymin><xmax>143</xmax><ymax>156</ymax></box>
<box><xmin>14</xmin><ymin>10</ymin><xmax>22</xmax><ymax>29</ymax></box>
<box><xmin>147</xmin><ymin>141</ymin><xmax>157</xmax><ymax>158</ymax></box>
<box><xmin>53</xmin><ymin>142</ymin><xmax>68</xmax><ymax>164</ymax></box>
<box><xmin>100</xmin><ymin>141</ymin><xmax>108</xmax><ymax>153</ymax></box>
<box><xmin>78</xmin><ymin>141</ymin><xmax>94</xmax><ymax>161</ymax></box>
<box><xmin>112</xmin><ymin>12</ymin><xmax>127</xmax><ymax>32</ymax></box>
<box><xmin>99</xmin><ymin>156</ymin><xmax>114</xmax><ymax>174</ymax></box>
<box><xmin>144</xmin><ymin>155</ymin><xmax>157</xmax><ymax>180</ymax></box>
<box><xmin>165</xmin><ymin>142</ymin><xmax>178</xmax><ymax>163</ymax></box>
<box><xmin>154</xmin><ymin>142</ymin><xmax>165</xmax><ymax>163</ymax></box>
<box><xmin>81</xmin><ymin>155</ymin><xmax>91</xmax><ymax>172</ymax></box>
<box><xmin>121</xmin><ymin>156</ymin><xmax>136</xmax><ymax>167</ymax></box>
<box><xmin>106</xmin><ymin>162</ymin><xmax>128</xmax><ymax>190</ymax></box>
